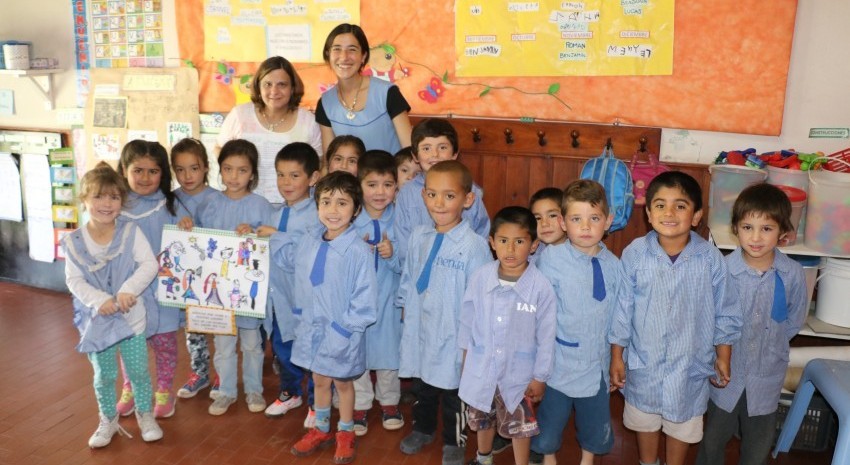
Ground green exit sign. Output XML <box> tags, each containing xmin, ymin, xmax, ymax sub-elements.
<box><xmin>809</xmin><ymin>128</ymin><xmax>849</xmax><ymax>138</ymax></box>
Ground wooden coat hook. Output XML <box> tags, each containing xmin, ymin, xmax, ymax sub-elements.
<box><xmin>638</xmin><ymin>136</ymin><xmax>648</xmax><ymax>152</ymax></box>
<box><xmin>471</xmin><ymin>128</ymin><xmax>481</xmax><ymax>143</ymax></box>
<box><xmin>570</xmin><ymin>130</ymin><xmax>580</xmax><ymax>148</ymax></box>
<box><xmin>504</xmin><ymin>128</ymin><xmax>514</xmax><ymax>145</ymax></box>
<box><xmin>605</xmin><ymin>137</ymin><xmax>613</xmax><ymax>150</ymax></box>
<box><xmin>537</xmin><ymin>130</ymin><xmax>547</xmax><ymax>147</ymax></box>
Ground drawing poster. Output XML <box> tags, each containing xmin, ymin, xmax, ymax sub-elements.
<box><xmin>157</xmin><ymin>225</ymin><xmax>269</xmax><ymax>319</ymax></box>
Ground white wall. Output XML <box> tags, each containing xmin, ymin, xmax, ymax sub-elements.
<box><xmin>1</xmin><ymin>1</ymin><xmax>848</xmax><ymax>164</ymax></box>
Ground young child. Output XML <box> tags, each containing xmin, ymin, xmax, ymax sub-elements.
<box><xmin>351</xmin><ymin>150</ymin><xmax>404</xmax><ymax>436</ymax></box>
<box><xmin>188</xmin><ymin>139</ymin><xmax>274</xmax><ymax>416</ymax></box>
<box><xmin>530</xmin><ymin>180</ymin><xmax>620</xmax><ymax>465</ymax></box>
<box><xmin>529</xmin><ymin>187</ymin><xmax>567</xmax><ymax>261</ymax></box>
<box><xmin>459</xmin><ymin>206</ymin><xmax>557</xmax><ymax>465</ymax></box>
<box><xmin>609</xmin><ymin>171</ymin><xmax>742</xmax><ymax>465</ymax></box>
<box><xmin>271</xmin><ymin>171</ymin><xmax>377</xmax><ymax>464</ymax></box>
<box><xmin>64</xmin><ymin>162</ymin><xmax>163</xmax><ymax>447</ymax></box>
<box><xmin>170</xmin><ymin>138</ymin><xmax>221</xmax><ymax>400</ymax></box>
<box><xmin>394</xmin><ymin>146</ymin><xmax>421</xmax><ymax>189</ymax></box>
<box><xmin>393</xmin><ymin>119</ymin><xmax>490</xmax><ymax>260</ymax></box>
<box><xmin>397</xmin><ymin>160</ymin><xmax>492</xmax><ymax>465</ymax></box>
<box><xmin>326</xmin><ymin>134</ymin><xmax>365</xmax><ymax>176</ymax></box>
<box><xmin>117</xmin><ymin>140</ymin><xmax>190</xmax><ymax>419</ymax></box>
<box><xmin>696</xmin><ymin>183</ymin><xmax>807</xmax><ymax>465</ymax></box>
<box><xmin>255</xmin><ymin>142</ymin><xmax>321</xmax><ymax>423</ymax></box>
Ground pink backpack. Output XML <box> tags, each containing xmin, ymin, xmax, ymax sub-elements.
<box><xmin>630</xmin><ymin>151</ymin><xmax>669</xmax><ymax>206</ymax></box>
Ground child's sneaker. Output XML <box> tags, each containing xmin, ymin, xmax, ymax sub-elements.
<box><xmin>177</xmin><ymin>373</ymin><xmax>210</xmax><ymax>399</ymax></box>
<box><xmin>115</xmin><ymin>389</ymin><xmax>135</xmax><ymax>417</ymax></box>
<box><xmin>135</xmin><ymin>410</ymin><xmax>163</xmax><ymax>442</ymax></box>
<box><xmin>209</xmin><ymin>375</ymin><xmax>221</xmax><ymax>400</ymax></box>
<box><xmin>265</xmin><ymin>392</ymin><xmax>303</xmax><ymax>418</ymax></box>
<box><xmin>381</xmin><ymin>404</ymin><xmax>404</xmax><ymax>430</ymax></box>
<box><xmin>246</xmin><ymin>392</ymin><xmax>266</xmax><ymax>413</ymax></box>
<box><xmin>528</xmin><ymin>450</ymin><xmax>544</xmax><ymax>465</ymax></box>
<box><xmin>353</xmin><ymin>410</ymin><xmax>368</xmax><ymax>436</ymax></box>
<box><xmin>153</xmin><ymin>390</ymin><xmax>176</xmax><ymax>418</ymax></box>
<box><xmin>492</xmin><ymin>434</ymin><xmax>512</xmax><ymax>454</ymax></box>
<box><xmin>208</xmin><ymin>396</ymin><xmax>236</xmax><ymax>416</ymax></box>
<box><xmin>88</xmin><ymin>414</ymin><xmax>130</xmax><ymax>448</ymax></box>
<box><xmin>400</xmin><ymin>430</ymin><xmax>435</xmax><ymax>454</ymax></box>
<box><xmin>291</xmin><ymin>428</ymin><xmax>335</xmax><ymax>456</ymax></box>
<box><xmin>334</xmin><ymin>430</ymin><xmax>356</xmax><ymax>464</ymax></box>
<box><xmin>303</xmin><ymin>406</ymin><xmax>316</xmax><ymax>429</ymax></box>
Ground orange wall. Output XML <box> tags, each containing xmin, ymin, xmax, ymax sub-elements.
<box><xmin>177</xmin><ymin>1</ymin><xmax>796</xmax><ymax>135</ymax></box>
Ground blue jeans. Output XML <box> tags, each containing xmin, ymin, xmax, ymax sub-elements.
<box><xmin>271</xmin><ymin>312</ymin><xmax>314</xmax><ymax>405</ymax></box>
<box><xmin>213</xmin><ymin>328</ymin><xmax>263</xmax><ymax>398</ymax></box>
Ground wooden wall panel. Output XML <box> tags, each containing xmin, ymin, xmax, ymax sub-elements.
<box><xmin>410</xmin><ymin>116</ymin><xmax>710</xmax><ymax>257</ymax></box>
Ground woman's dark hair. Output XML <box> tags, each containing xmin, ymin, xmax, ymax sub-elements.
<box><xmin>322</xmin><ymin>23</ymin><xmax>370</xmax><ymax>72</ymax></box>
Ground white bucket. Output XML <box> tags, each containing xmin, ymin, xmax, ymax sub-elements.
<box><xmin>2</xmin><ymin>44</ymin><xmax>30</xmax><ymax>70</ymax></box>
<box><xmin>814</xmin><ymin>258</ymin><xmax>850</xmax><ymax>327</ymax></box>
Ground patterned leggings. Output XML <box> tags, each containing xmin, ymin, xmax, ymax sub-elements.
<box><xmin>185</xmin><ymin>332</ymin><xmax>210</xmax><ymax>378</ymax></box>
<box><xmin>89</xmin><ymin>333</ymin><xmax>153</xmax><ymax>417</ymax></box>
<box><xmin>120</xmin><ymin>331</ymin><xmax>177</xmax><ymax>393</ymax></box>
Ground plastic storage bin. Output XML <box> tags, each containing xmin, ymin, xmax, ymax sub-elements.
<box><xmin>768</xmin><ymin>166</ymin><xmax>810</xmax><ymax>241</ymax></box>
<box><xmin>775</xmin><ymin>185</ymin><xmax>806</xmax><ymax>245</ymax></box>
<box><xmin>775</xmin><ymin>392</ymin><xmax>836</xmax><ymax>452</ymax></box>
<box><xmin>815</xmin><ymin>258</ymin><xmax>850</xmax><ymax>327</ymax></box>
<box><xmin>708</xmin><ymin>165</ymin><xmax>767</xmax><ymax>231</ymax></box>
<box><xmin>2</xmin><ymin>43</ymin><xmax>30</xmax><ymax>70</ymax></box>
<box><xmin>804</xmin><ymin>168</ymin><xmax>850</xmax><ymax>254</ymax></box>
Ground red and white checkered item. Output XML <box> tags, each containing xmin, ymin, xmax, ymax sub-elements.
<box><xmin>826</xmin><ymin>148</ymin><xmax>850</xmax><ymax>172</ymax></box>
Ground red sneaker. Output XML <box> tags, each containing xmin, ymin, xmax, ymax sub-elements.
<box><xmin>291</xmin><ymin>428</ymin><xmax>334</xmax><ymax>457</ymax></box>
<box><xmin>334</xmin><ymin>430</ymin><xmax>356</xmax><ymax>464</ymax></box>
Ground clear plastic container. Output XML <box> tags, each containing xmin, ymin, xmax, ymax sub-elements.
<box><xmin>708</xmin><ymin>165</ymin><xmax>767</xmax><ymax>231</ymax></box>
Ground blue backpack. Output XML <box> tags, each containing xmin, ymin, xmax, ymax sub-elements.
<box><xmin>580</xmin><ymin>145</ymin><xmax>634</xmax><ymax>232</ymax></box>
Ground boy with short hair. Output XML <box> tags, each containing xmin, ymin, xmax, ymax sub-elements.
<box><xmin>460</xmin><ymin>206</ymin><xmax>557</xmax><ymax>465</ymax></box>
<box><xmin>256</xmin><ymin>142</ymin><xmax>321</xmax><ymax>421</ymax></box>
<box><xmin>272</xmin><ymin>171</ymin><xmax>378</xmax><ymax>464</ymax></box>
<box><xmin>351</xmin><ymin>150</ymin><xmax>404</xmax><ymax>435</ymax></box>
<box><xmin>393</xmin><ymin>118</ymin><xmax>490</xmax><ymax>259</ymax></box>
<box><xmin>394</xmin><ymin>146</ymin><xmax>421</xmax><ymax>189</ymax></box>
<box><xmin>530</xmin><ymin>180</ymin><xmax>620</xmax><ymax>465</ymax></box>
<box><xmin>529</xmin><ymin>187</ymin><xmax>568</xmax><ymax>261</ymax></box>
<box><xmin>696</xmin><ymin>183</ymin><xmax>807</xmax><ymax>465</ymax></box>
<box><xmin>609</xmin><ymin>171</ymin><xmax>742</xmax><ymax>465</ymax></box>
<box><xmin>397</xmin><ymin>160</ymin><xmax>492</xmax><ymax>465</ymax></box>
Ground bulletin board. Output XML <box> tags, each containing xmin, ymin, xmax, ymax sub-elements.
<box><xmin>83</xmin><ymin>67</ymin><xmax>199</xmax><ymax>170</ymax></box>
<box><xmin>175</xmin><ymin>0</ymin><xmax>797</xmax><ymax>136</ymax></box>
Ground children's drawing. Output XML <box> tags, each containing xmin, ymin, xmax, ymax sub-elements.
<box><xmin>204</xmin><ymin>273</ymin><xmax>223</xmax><ymax>307</ymax></box>
<box><xmin>220</xmin><ymin>247</ymin><xmax>234</xmax><ymax>278</ymax></box>
<box><xmin>181</xmin><ymin>269</ymin><xmax>202</xmax><ymax>305</ymax></box>
<box><xmin>156</xmin><ymin>225</ymin><xmax>270</xmax><ymax>319</ymax></box>
<box><xmin>244</xmin><ymin>259</ymin><xmax>266</xmax><ymax>310</ymax></box>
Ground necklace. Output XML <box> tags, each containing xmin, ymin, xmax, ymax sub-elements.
<box><xmin>338</xmin><ymin>76</ymin><xmax>363</xmax><ymax>121</ymax></box>
<box><xmin>261</xmin><ymin>109</ymin><xmax>287</xmax><ymax>131</ymax></box>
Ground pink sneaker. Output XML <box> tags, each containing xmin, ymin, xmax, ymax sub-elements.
<box><xmin>116</xmin><ymin>389</ymin><xmax>135</xmax><ymax>417</ymax></box>
<box><xmin>154</xmin><ymin>390</ymin><xmax>176</xmax><ymax>418</ymax></box>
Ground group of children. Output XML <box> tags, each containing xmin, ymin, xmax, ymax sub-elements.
<box><xmin>66</xmin><ymin>117</ymin><xmax>808</xmax><ymax>465</ymax></box>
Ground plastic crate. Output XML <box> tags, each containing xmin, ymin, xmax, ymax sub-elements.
<box><xmin>775</xmin><ymin>392</ymin><xmax>837</xmax><ymax>452</ymax></box>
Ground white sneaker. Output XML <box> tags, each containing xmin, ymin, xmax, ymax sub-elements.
<box><xmin>246</xmin><ymin>392</ymin><xmax>266</xmax><ymax>413</ymax></box>
<box><xmin>303</xmin><ymin>406</ymin><xmax>316</xmax><ymax>429</ymax></box>
<box><xmin>208</xmin><ymin>396</ymin><xmax>236</xmax><ymax>416</ymax></box>
<box><xmin>265</xmin><ymin>393</ymin><xmax>303</xmax><ymax>418</ymax></box>
<box><xmin>135</xmin><ymin>411</ymin><xmax>163</xmax><ymax>442</ymax></box>
<box><xmin>88</xmin><ymin>414</ymin><xmax>131</xmax><ymax>448</ymax></box>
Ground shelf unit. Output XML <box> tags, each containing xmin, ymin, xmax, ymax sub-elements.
<box><xmin>709</xmin><ymin>227</ymin><xmax>850</xmax><ymax>341</ymax></box>
<box><xmin>0</xmin><ymin>68</ymin><xmax>63</xmax><ymax>110</ymax></box>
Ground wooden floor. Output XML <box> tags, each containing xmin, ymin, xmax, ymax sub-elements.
<box><xmin>0</xmin><ymin>281</ymin><xmax>834</xmax><ymax>465</ymax></box>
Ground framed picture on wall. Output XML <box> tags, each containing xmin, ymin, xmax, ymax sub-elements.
<box><xmin>52</xmin><ymin>186</ymin><xmax>75</xmax><ymax>204</ymax></box>
<box><xmin>54</xmin><ymin>228</ymin><xmax>73</xmax><ymax>260</ymax></box>
<box><xmin>50</xmin><ymin>166</ymin><xmax>76</xmax><ymax>184</ymax></box>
